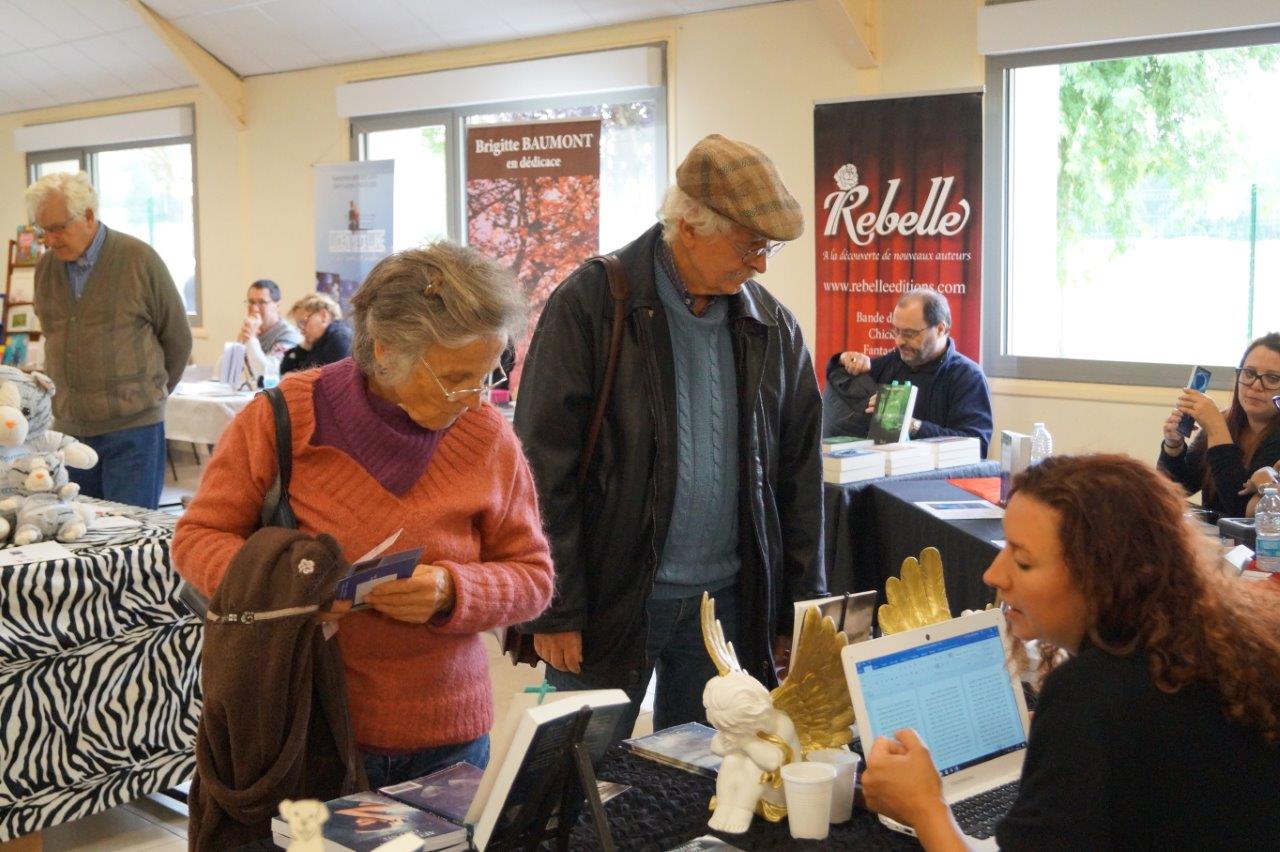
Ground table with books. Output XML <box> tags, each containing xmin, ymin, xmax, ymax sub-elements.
<box><xmin>821</xmin><ymin>435</ymin><xmax>999</xmax><ymax>597</ymax></box>
<box><xmin>865</xmin><ymin>477</ymin><xmax>1005</xmax><ymax>615</ymax></box>
<box><xmin>0</xmin><ymin>500</ymin><xmax>200</xmax><ymax>844</ymax></box>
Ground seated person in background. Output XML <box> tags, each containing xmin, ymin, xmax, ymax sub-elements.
<box><xmin>1159</xmin><ymin>332</ymin><xmax>1280</xmax><ymax>518</ymax></box>
<box><xmin>239</xmin><ymin>278</ymin><xmax>301</xmax><ymax>379</ymax></box>
<box><xmin>863</xmin><ymin>454</ymin><xmax>1280</xmax><ymax>850</ymax></box>
<box><xmin>281</xmin><ymin>292</ymin><xmax>353</xmax><ymax>375</ymax></box>
<box><xmin>827</xmin><ymin>288</ymin><xmax>992</xmax><ymax>453</ymax></box>
<box><xmin>174</xmin><ymin>242</ymin><xmax>554</xmax><ymax>788</ymax></box>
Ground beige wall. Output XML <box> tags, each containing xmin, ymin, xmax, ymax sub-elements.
<box><xmin>0</xmin><ymin>0</ymin><xmax>1206</xmax><ymax>460</ymax></box>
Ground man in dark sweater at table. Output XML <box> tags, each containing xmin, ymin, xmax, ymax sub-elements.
<box><xmin>828</xmin><ymin>289</ymin><xmax>993</xmax><ymax>454</ymax></box>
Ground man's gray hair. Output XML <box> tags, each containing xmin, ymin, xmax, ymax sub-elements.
<box><xmin>657</xmin><ymin>186</ymin><xmax>735</xmax><ymax>244</ymax></box>
<box><xmin>350</xmin><ymin>241</ymin><xmax>527</xmax><ymax>384</ymax></box>
<box><xmin>899</xmin><ymin>288</ymin><xmax>952</xmax><ymax>329</ymax></box>
<box><xmin>24</xmin><ymin>171</ymin><xmax>98</xmax><ymax>222</ymax></box>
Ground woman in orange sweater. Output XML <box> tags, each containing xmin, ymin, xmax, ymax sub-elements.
<box><xmin>174</xmin><ymin>242</ymin><xmax>554</xmax><ymax>787</ymax></box>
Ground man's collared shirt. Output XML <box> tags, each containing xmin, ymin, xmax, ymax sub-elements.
<box><xmin>656</xmin><ymin>240</ymin><xmax>714</xmax><ymax>316</ymax></box>
<box><xmin>66</xmin><ymin>223</ymin><xmax>107</xmax><ymax>300</ymax></box>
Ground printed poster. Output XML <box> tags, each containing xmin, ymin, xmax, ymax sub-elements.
<box><xmin>814</xmin><ymin>93</ymin><xmax>983</xmax><ymax>382</ymax></box>
<box><xmin>466</xmin><ymin>119</ymin><xmax>601</xmax><ymax>389</ymax></box>
<box><xmin>314</xmin><ymin>160</ymin><xmax>394</xmax><ymax>316</ymax></box>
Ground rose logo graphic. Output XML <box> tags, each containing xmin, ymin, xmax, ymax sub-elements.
<box><xmin>834</xmin><ymin>164</ymin><xmax>860</xmax><ymax>191</ymax></box>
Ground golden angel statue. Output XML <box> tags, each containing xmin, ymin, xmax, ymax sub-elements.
<box><xmin>699</xmin><ymin>593</ymin><xmax>856</xmax><ymax>833</ymax></box>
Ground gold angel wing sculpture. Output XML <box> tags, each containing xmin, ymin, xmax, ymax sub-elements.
<box><xmin>701</xmin><ymin>592</ymin><xmax>743</xmax><ymax>676</ymax></box>
<box><xmin>878</xmin><ymin>546</ymin><xmax>952</xmax><ymax>635</ymax></box>
<box><xmin>770</xmin><ymin>606</ymin><xmax>855</xmax><ymax>755</ymax></box>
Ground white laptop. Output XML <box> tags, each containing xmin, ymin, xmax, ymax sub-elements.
<box><xmin>841</xmin><ymin>609</ymin><xmax>1031</xmax><ymax>849</ymax></box>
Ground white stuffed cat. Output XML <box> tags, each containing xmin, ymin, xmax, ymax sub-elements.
<box><xmin>0</xmin><ymin>366</ymin><xmax>98</xmax><ymax>543</ymax></box>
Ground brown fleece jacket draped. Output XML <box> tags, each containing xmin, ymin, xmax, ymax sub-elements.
<box><xmin>188</xmin><ymin>527</ymin><xmax>367</xmax><ymax>851</ymax></box>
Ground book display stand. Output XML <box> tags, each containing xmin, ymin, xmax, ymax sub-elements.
<box><xmin>484</xmin><ymin>706</ymin><xmax>615</xmax><ymax>852</ymax></box>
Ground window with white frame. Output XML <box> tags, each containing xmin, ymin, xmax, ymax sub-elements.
<box><xmin>26</xmin><ymin>138</ymin><xmax>200</xmax><ymax>323</ymax></box>
<box><xmin>985</xmin><ymin>30</ymin><xmax>1280</xmax><ymax>387</ymax></box>
<box><xmin>351</xmin><ymin>93</ymin><xmax>666</xmax><ymax>253</ymax></box>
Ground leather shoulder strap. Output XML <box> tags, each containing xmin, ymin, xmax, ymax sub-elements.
<box><xmin>259</xmin><ymin>386</ymin><xmax>298</xmax><ymax>530</ymax></box>
<box><xmin>576</xmin><ymin>254</ymin><xmax>630</xmax><ymax>488</ymax></box>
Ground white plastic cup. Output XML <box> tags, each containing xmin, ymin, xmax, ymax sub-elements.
<box><xmin>781</xmin><ymin>761</ymin><xmax>836</xmax><ymax>840</ymax></box>
<box><xmin>807</xmin><ymin>748</ymin><xmax>860</xmax><ymax>823</ymax></box>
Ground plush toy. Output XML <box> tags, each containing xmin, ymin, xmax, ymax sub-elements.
<box><xmin>0</xmin><ymin>366</ymin><xmax>99</xmax><ymax>543</ymax></box>
<box><xmin>278</xmin><ymin>799</ymin><xmax>328</xmax><ymax>852</ymax></box>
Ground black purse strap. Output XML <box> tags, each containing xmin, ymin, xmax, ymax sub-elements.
<box><xmin>259</xmin><ymin>386</ymin><xmax>298</xmax><ymax>530</ymax></box>
<box><xmin>576</xmin><ymin>254</ymin><xmax>630</xmax><ymax>489</ymax></box>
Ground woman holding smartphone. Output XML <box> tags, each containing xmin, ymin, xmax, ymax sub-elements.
<box><xmin>1157</xmin><ymin>332</ymin><xmax>1280</xmax><ymax>517</ymax></box>
<box><xmin>862</xmin><ymin>455</ymin><xmax>1280</xmax><ymax>850</ymax></box>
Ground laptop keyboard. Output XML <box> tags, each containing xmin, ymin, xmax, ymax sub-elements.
<box><xmin>951</xmin><ymin>780</ymin><xmax>1019</xmax><ymax>840</ymax></box>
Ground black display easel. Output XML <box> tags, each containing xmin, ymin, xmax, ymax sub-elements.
<box><xmin>482</xmin><ymin>705</ymin><xmax>615</xmax><ymax>852</ymax></box>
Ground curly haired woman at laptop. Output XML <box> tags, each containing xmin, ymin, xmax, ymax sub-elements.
<box><xmin>863</xmin><ymin>454</ymin><xmax>1280</xmax><ymax>850</ymax></box>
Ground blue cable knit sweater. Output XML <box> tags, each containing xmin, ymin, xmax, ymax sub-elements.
<box><xmin>651</xmin><ymin>245</ymin><xmax>740</xmax><ymax>599</ymax></box>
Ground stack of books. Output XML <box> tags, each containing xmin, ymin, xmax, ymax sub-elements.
<box><xmin>822</xmin><ymin>446</ymin><xmax>884</xmax><ymax>484</ymax></box>
<box><xmin>868</xmin><ymin>442</ymin><xmax>934</xmax><ymax>476</ymax></box>
<box><xmin>822</xmin><ymin>435</ymin><xmax>873</xmax><ymax>450</ymax></box>
<box><xmin>916</xmin><ymin>436</ymin><xmax>982</xmax><ymax>468</ymax></box>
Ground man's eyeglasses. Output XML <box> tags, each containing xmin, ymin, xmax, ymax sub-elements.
<box><xmin>245</xmin><ymin>299</ymin><xmax>274</xmax><ymax>307</ymax></box>
<box><xmin>1236</xmin><ymin>367</ymin><xmax>1280</xmax><ymax>391</ymax></box>
<box><xmin>420</xmin><ymin>358</ymin><xmax>508</xmax><ymax>403</ymax></box>
<box><xmin>33</xmin><ymin>215</ymin><xmax>79</xmax><ymax>238</ymax></box>
<box><xmin>728</xmin><ymin>237</ymin><xmax>785</xmax><ymax>266</ymax></box>
<box><xmin>888</xmin><ymin>325</ymin><xmax>931</xmax><ymax>343</ymax></box>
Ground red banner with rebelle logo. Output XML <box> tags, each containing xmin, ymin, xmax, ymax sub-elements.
<box><xmin>814</xmin><ymin>93</ymin><xmax>983</xmax><ymax>383</ymax></box>
<box><xmin>467</xmin><ymin>119</ymin><xmax>602</xmax><ymax>389</ymax></box>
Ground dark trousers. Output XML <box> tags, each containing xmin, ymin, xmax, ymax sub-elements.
<box><xmin>67</xmin><ymin>422</ymin><xmax>166</xmax><ymax>509</ymax></box>
<box><xmin>546</xmin><ymin>586</ymin><xmax>741</xmax><ymax>746</ymax></box>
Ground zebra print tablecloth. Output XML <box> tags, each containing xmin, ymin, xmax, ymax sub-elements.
<box><xmin>0</xmin><ymin>502</ymin><xmax>200</xmax><ymax>842</ymax></box>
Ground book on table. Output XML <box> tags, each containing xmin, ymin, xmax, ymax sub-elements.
<box><xmin>822</xmin><ymin>446</ymin><xmax>884</xmax><ymax>484</ymax></box>
<box><xmin>866</xmin><ymin>441</ymin><xmax>934</xmax><ymax>475</ymax></box>
<box><xmin>869</xmin><ymin>381</ymin><xmax>918</xmax><ymax>444</ymax></box>
<box><xmin>271</xmin><ymin>790</ymin><xmax>467</xmax><ymax>851</ymax></box>
<box><xmin>621</xmin><ymin>721</ymin><xmax>721</xmax><ymax>778</ymax></box>
<box><xmin>915</xmin><ymin>435</ymin><xmax>982</xmax><ymax>468</ymax></box>
<box><xmin>378</xmin><ymin>760</ymin><xmax>631</xmax><ymax>828</ymax></box>
<box><xmin>464</xmin><ymin>688</ymin><xmax>630</xmax><ymax>850</ymax></box>
<box><xmin>790</xmin><ymin>590</ymin><xmax>878</xmax><ymax>662</ymax></box>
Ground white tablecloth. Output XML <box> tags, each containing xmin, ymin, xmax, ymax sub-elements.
<box><xmin>165</xmin><ymin>381</ymin><xmax>254</xmax><ymax>445</ymax></box>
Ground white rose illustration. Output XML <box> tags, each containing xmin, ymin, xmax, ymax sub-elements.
<box><xmin>834</xmin><ymin>164</ymin><xmax>860</xmax><ymax>191</ymax></box>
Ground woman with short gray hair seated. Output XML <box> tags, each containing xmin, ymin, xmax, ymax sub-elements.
<box><xmin>174</xmin><ymin>241</ymin><xmax>555</xmax><ymax>788</ymax></box>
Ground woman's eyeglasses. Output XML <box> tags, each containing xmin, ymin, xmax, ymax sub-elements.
<box><xmin>420</xmin><ymin>359</ymin><xmax>508</xmax><ymax>402</ymax></box>
<box><xmin>1235</xmin><ymin>367</ymin><xmax>1280</xmax><ymax>391</ymax></box>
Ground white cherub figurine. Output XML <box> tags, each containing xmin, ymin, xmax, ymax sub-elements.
<box><xmin>278</xmin><ymin>799</ymin><xmax>328</xmax><ymax>852</ymax></box>
<box><xmin>699</xmin><ymin>594</ymin><xmax>856</xmax><ymax>834</ymax></box>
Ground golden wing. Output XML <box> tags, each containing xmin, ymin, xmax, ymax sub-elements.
<box><xmin>700</xmin><ymin>592</ymin><xmax>742</xmax><ymax>676</ymax></box>
<box><xmin>878</xmin><ymin>546</ymin><xmax>952</xmax><ymax>635</ymax></box>
<box><xmin>770</xmin><ymin>606</ymin><xmax>855</xmax><ymax>755</ymax></box>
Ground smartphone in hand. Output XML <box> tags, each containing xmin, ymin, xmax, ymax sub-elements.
<box><xmin>1177</xmin><ymin>366</ymin><xmax>1212</xmax><ymax>437</ymax></box>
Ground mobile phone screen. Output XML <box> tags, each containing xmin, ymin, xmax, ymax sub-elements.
<box><xmin>1177</xmin><ymin>367</ymin><xmax>1211</xmax><ymax>437</ymax></box>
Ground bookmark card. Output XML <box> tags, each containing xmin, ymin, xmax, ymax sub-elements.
<box><xmin>335</xmin><ymin>547</ymin><xmax>424</xmax><ymax>608</ymax></box>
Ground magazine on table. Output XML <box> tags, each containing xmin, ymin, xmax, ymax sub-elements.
<box><xmin>270</xmin><ymin>790</ymin><xmax>466</xmax><ymax>851</ymax></box>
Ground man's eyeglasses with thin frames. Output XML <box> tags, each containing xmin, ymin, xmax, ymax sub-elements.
<box><xmin>420</xmin><ymin>358</ymin><xmax>508</xmax><ymax>403</ymax></box>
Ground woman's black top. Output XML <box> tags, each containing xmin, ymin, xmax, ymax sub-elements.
<box><xmin>1157</xmin><ymin>430</ymin><xmax>1280</xmax><ymax>517</ymax></box>
<box><xmin>280</xmin><ymin>321</ymin><xmax>353</xmax><ymax>376</ymax></box>
<box><xmin>996</xmin><ymin>644</ymin><xmax>1280</xmax><ymax>850</ymax></box>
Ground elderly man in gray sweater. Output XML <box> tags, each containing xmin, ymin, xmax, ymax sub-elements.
<box><xmin>27</xmin><ymin>171</ymin><xmax>192</xmax><ymax>509</ymax></box>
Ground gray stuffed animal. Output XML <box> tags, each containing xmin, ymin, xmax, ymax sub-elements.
<box><xmin>9</xmin><ymin>492</ymin><xmax>95</xmax><ymax>545</ymax></box>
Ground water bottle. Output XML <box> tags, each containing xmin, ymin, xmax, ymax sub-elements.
<box><xmin>1029</xmin><ymin>422</ymin><xmax>1053</xmax><ymax>466</ymax></box>
<box><xmin>261</xmin><ymin>359</ymin><xmax>280</xmax><ymax>390</ymax></box>
<box><xmin>1256</xmin><ymin>486</ymin><xmax>1280</xmax><ymax>573</ymax></box>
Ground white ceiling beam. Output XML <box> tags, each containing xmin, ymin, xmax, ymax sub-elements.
<box><xmin>820</xmin><ymin>0</ymin><xmax>879</xmax><ymax>68</ymax></box>
<box><xmin>128</xmin><ymin>0</ymin><xmax>245</xmax><ymax>128</ymax></box>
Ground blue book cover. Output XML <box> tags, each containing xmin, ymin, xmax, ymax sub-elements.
<box><xmin>380</xmin><ymin>761</ymin><xmax>483</xmax><ymax>825</ymax></box>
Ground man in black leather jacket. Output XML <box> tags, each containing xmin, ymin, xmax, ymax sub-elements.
<box><xmin>514</xmin><ymin>135</ymin><xmax>825</xmax><ymax>742</ymax></box>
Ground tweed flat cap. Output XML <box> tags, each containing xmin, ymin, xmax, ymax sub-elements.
<box><xmin>676</xmin><ymin>134</ymin><xmax>804</xmax><ymax>242</ymax></box>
